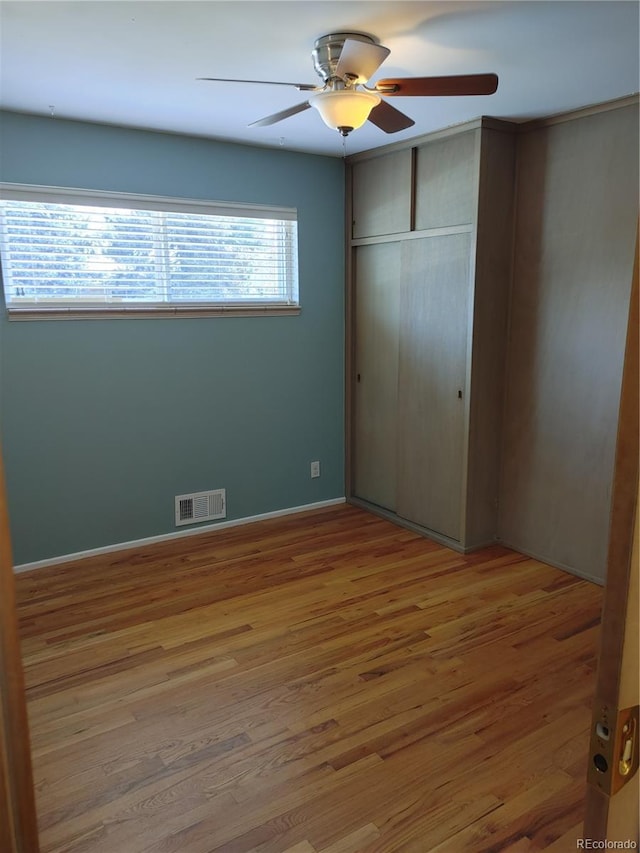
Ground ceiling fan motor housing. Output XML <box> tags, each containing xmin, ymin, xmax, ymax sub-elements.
<box><xmin>312</xmin><ymin>32</ymin><xmax>376</xmax><ymax>83</ymax></box>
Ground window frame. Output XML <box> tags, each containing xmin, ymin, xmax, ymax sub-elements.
<box><xmin>0</xmin><ymin>183</ymin><xmax>301</xmax><ymax>320</ymax></box>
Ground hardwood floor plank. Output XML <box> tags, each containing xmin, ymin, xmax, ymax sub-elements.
<box><xmin>15</xmin><ymin>505</ymin><xmax>602</xmax><ymax>852</ymax></box>
<box><xmin>427</xmin><ymin>772</ymin><xmax>577</xmax><ymax>852</ymax></box>
<box><xmin>317</xmin><ymin>824</ymin><xmax>380</xmax><ymax>853</ymax></box>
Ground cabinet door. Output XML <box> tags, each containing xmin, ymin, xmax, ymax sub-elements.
<box><xmin>353</xmin><ymin>243</ymin><xmax>401</xmax><ymax>510</ymax></box>
<box><xmin>396</xmin><ymin>234</ymin><xmax>471</xmax><ymax>540</ymax></box>
<box><xmin>351</xmin><ymin>150</ymin><xmax>412</xmax><ymax>239</ymax></box>
<box><xmin>414</xmin><ymin>131</ymin><xmax>478</xmax><ymax>230</ymax></box>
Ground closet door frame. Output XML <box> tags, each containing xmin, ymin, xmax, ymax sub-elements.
<box><xmin>0</xmin><ymin>448</ymin><xmax>40</xmax><ymax>852</ymax></box>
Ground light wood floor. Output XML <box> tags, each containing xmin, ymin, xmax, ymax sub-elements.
<box><xmin>16</xmin><ymin>505</ymin><xmax>603</xmax><ymax>853</ymax></box>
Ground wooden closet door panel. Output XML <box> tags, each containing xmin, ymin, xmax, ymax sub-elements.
<box><xmin>351</xmin><ymin>150</ymin><xmax>412</xmax><ymax>239</ymax></box>
<box><xmin>414</xmin><ymin>130</ymin><xmax>478</xmax><ymax>231</ymax></box>
<box><xmin>353</xmin><ymin>243</ymin><xmax>401</xmax><ymax>510</ymax></box>
<box><xmin>396</xmin><ymin>234</ymin><xmax>471</xmax><ymax>540</ymax></box>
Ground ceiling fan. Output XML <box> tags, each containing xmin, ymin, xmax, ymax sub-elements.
<box><xmin>199</xmin><ymin>32</ymin><xmax>498</xmax><ymax>137</ymax></box>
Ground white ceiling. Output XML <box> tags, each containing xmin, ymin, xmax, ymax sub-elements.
<box><xmin>0</xmin><ymin>1</ymin><xmax>638</xmax><ymax>158</ymax></box>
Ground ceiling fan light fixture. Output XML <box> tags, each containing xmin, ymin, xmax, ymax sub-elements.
<box><xmin>309</xmin><ymin>89</ymin><xmax>380</xmax><ymax>135</ymax></box>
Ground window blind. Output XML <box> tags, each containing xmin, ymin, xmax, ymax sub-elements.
<box><xmin>0</xmin><ymin>186</ymin><xmax>299</xmax><ymax>317</ymax></box>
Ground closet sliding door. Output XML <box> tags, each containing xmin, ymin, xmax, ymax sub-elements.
<box><xmin>396</xmin><ymin>234</ymin><xmax>471</xmax><ymax>541</ymax></box>
<box><xmin>352</xmin><ymin>242</ymin><xmax>401</xmax><ymax>510</ymax></box>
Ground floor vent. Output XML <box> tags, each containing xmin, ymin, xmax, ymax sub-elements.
<box><xmin>175</xmin><ymin>489</ymin><xmax>226</xmax><ymax>526</ymax></box>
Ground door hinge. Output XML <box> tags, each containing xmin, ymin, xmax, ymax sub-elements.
<box><xmin>588</xmin><ymin>703</ymin><xmax>639</xmax><ymax>795</ymax></box>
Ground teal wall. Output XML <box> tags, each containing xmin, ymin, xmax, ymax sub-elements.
<box><xmin>0</xmin><ymin>112</ymin><xmax>345</xmax><ymax>564</ymax></box>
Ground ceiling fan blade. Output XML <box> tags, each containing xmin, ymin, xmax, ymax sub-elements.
<box><xmin>367</xmin><ymin>99</ymin><xmax>415</xmax><ymax>134</ymax></box>
<box><xmin>334</xmin><ymin>39</ymin><xmax>390</xmax><ymax>83</ymax></box>
<box><xmin>198</xmin><ymin>77</ymin><xmax>319</xmax><ymax>92</ymax></box>
<box><xmin>375</xmin><ymin>73</ymin><xmax>499</xmax><ymax>97</ymax></box>
<box><xmin>249</xmin><ymin>101</ymin><xmax>311</xmax><ymax>128</ymax></box>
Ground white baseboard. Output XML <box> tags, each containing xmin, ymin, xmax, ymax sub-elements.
<box><xmin>13</xmin><ymin>497</ymin><xmax>346</xmax><ymax>574</ymax></box>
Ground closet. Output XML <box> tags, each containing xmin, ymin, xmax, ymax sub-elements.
<box><xmin>348</xmin><ymin>119</ymin><xmax>516</xmax><ymax>550</ymax></box>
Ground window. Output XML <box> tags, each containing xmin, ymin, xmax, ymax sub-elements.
<box><xmin>0</xmin><ymin>185</ymin><xmax>299</xmax><ymax>318</ymax></box>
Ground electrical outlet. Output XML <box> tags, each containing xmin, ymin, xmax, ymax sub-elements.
<box><xmin>310</xmin><ymin>460</ymin><xmax>320</xmax><ymax>478</ymax></box>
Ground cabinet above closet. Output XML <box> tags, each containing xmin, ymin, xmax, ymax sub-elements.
<box><xmin>350</xmin><ymin>148</ymin><xmax>413</xmax><ymax>239</ymax></box>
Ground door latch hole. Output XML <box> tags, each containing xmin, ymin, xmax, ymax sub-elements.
<box><xmin>593</xmin><ymin>753</ymin><xmax>608</xmax><ymax>774</ymax></box>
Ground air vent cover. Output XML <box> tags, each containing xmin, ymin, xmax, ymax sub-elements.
<box><xmin>175</xmin><ymin>489</ymin><xmax>226</xmax><ymax>526</ymax></box>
